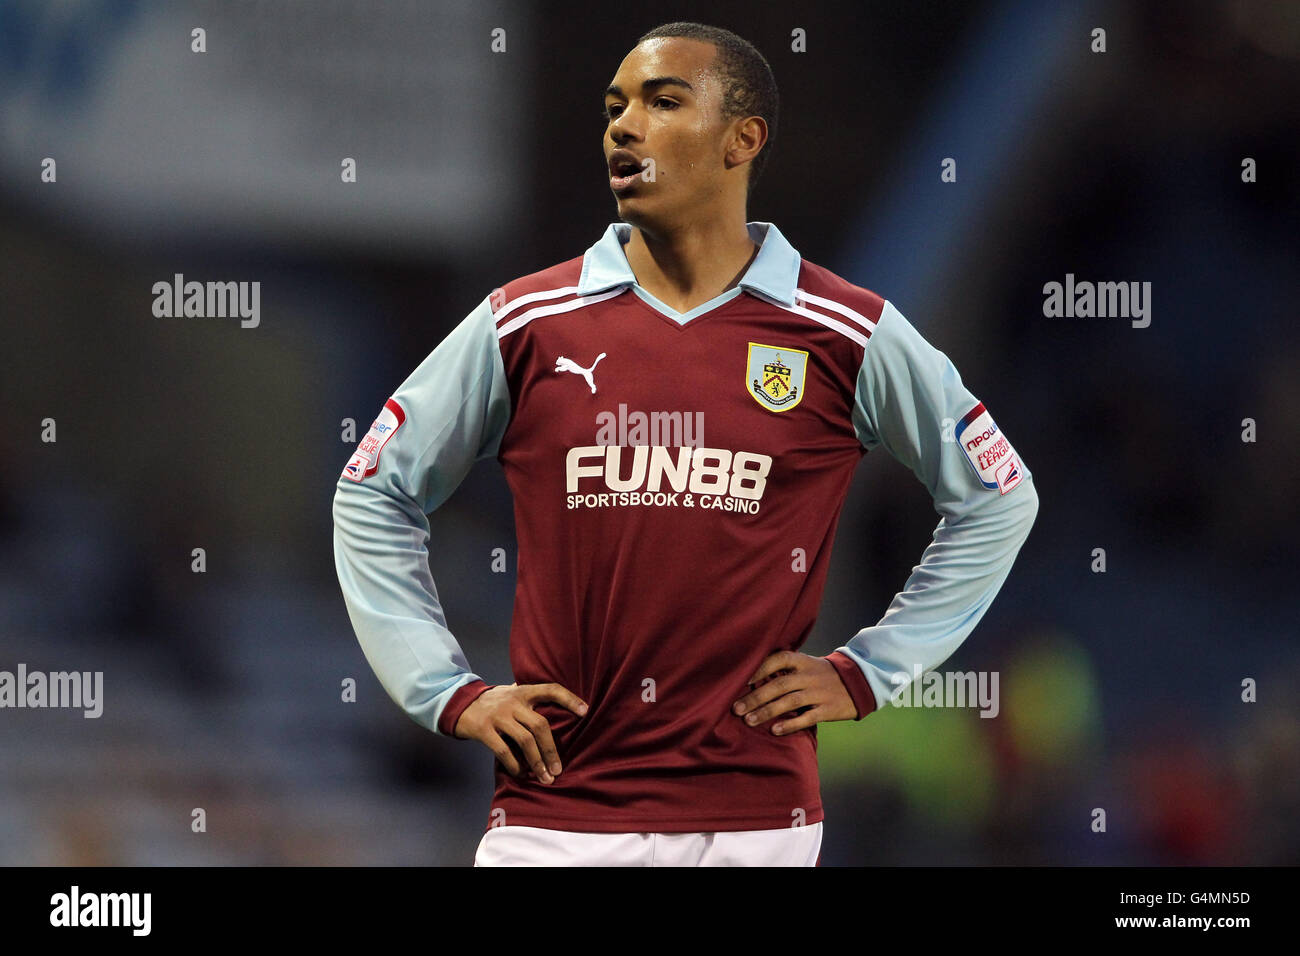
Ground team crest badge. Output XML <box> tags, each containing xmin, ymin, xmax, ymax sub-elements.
<box><xmin>746</xmin><ymin>342</ymin><xmax>808</xmax><ymax>412</ymax></box>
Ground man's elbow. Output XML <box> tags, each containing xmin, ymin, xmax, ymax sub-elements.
<box><xmin>331</xmin><ymin>475</ymin><xmax>352</xmax><ymax>516</ymax></box>
<box><xmin>333</xmin><ymin>472</ymin><xmax>425</xmax><ymax>536</ymax></box>
<box><xmin>332</xmin><ymin>476</ymin><xmax>358</xmax><ymax>533</ymax></box>
<box><xmin>1011</xmin><ymin>472</ymin><xmax>1039</xmax><ymax>538</ymax></box>
<box><xmin>332</xmin><ymin>475</ymin><xmax>386</xmax><ymax>540</ymax></box>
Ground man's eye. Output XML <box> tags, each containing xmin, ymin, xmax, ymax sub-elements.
<box><xmin>602</xmin><ymin>99</ymin><xmax>675</xmax><ymax>121</ymax></box>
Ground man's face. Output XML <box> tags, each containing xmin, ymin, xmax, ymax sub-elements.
<box><xmin>602</xmin><ymin>37</ymin><xmax>734</xmax><ymax>226</ymax></box>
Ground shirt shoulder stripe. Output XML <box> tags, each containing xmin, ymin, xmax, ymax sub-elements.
<box><xmin>492</xmin><ymin>285</ymin><xmax>582</xmax><ymax>325</ymax></box>
<box><xmin>497</xmin><ymin>287</ymin><xmax>626</xmax><ymax>340</ymax></box>
<box><xmin>750</xmin><ymin>289</ymin><xmax>871</xmax><ymax>348</ymax></box>
<box><xmin>795</xmin><ymin>288</ymin><xmax>878</xmax><ymax>335</ymax></box>
<box><xmin>489</xmin><ymin>254</ymin><xmax>587</xmax><ymax>325</ymax></box>
<box><xmin>787</xmin><ymin>301</ymin><xmax>871</xmax><ymax>348</ymax></box>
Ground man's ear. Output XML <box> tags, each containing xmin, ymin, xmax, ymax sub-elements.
<box><xmin>725</xmin><ymin>115</ymin><xmax>768</xmax><ymax>171</ymax></box>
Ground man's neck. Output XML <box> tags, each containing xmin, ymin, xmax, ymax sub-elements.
<box><xmin>623</xmin><ymin>215</ymin><xmax>759</xmax><ymax>315</ymax></box>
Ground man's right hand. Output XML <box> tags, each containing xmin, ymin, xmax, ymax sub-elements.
<box><xmin>453</xmin><ymin>682</ymin><xmax>587</xmax><ymax>784</ymax></box>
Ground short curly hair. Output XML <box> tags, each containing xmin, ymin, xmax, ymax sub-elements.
<box><xmin>634</xmin><ymin>22</ymin><xmax>779</xmax><ymax>195</ymax></box>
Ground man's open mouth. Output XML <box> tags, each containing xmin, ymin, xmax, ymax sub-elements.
<box><xmin>609</xmin><ymin>151</ymin><xmax>644</xmax><ymax>191</ymax></box>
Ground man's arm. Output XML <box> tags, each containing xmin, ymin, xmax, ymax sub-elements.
<box><xmin>824</xmin><ymin>299</ymin><xmax>1040</xmax><ymax>719</ymax></box>
<box><xmin>332</xmin><ymin>294</ymin><xmax>509</xmax><ymax>738</ymax></box>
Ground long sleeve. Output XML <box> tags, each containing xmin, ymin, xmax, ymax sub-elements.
<box><xmin>332</xmin><ymin>294</ymin><xmax>511</xmax><ymax>737</ymax></box>
<box><xmin>824</xmin><ymin>300</ymin><xmax>1039</xmax><ymax>719</ymax></box>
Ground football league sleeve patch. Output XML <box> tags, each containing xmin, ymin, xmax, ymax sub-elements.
<box><xmin>954</xmin><ymin>401</ymin><xmax>1023</xmax><ymax>496</ymax></box>
<box><xmin>342</xmin><ymin>398</ymin><xmax>406</xmax><ymax>482</ymax></box>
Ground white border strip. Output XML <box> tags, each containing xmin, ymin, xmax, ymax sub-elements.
<box><xmin>751</xmin><ymin>290</ymin><xmax>871</xmax><ymax>348</ymax></box>
<box><xmin>796</xmin><ymin>288</ymin><xmax>879</xmax><ymax>335</ymax></box>
<box><xmin>496</xmin><ymin>287</ymin><xmax>626</xmax><ymax>339</ymax></box>
<box><xmin>492</xmin><ymin>285</ymin><xmax>582</xmax><ymax>324</ymax></box>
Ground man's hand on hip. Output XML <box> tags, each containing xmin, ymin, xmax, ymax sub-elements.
<box><xmin>454</xmin><ymin>682</ymin><xmax>587</xmax><ymax>784</ymax></box>
<box><xmin>732</xmin><ymin>651</ymin><xmax>858</xmax><ymax>734</ymax></box>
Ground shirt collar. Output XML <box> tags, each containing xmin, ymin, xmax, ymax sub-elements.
<box><xmin>577</xmin><ymin>221</ymin><xmax>802</xmax><ymax>307</ymax></box>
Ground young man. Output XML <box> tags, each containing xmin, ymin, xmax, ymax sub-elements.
<box><xmin>333</xmin><ymin>22</ymin><xmax>1038</xmax><ymax>866</ymax></box>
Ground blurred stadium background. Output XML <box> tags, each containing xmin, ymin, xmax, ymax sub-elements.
<box><xmin>1</xmin><ymin>0</ymin><xmax>1297</xmax><ymax>865</ymax></box>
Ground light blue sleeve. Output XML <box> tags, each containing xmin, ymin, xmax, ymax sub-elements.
<box><xmin>837</xmin><ymin>299</ymin><xmax>1039</xmax><ymax>710</ymax></box>
<box><xmin>332</xmin><ymin>294</ymin><xmax>510</xmax><ymax>735</ymax></box>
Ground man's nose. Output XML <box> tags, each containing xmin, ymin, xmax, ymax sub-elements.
<box><xmin>610</xmin><ymin>107</ymin><xmax>644</xmax><ymax>142</ymax></box>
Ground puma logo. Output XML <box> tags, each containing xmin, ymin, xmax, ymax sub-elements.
<box><xmin>554</xmin><ymin>352</ymin><xmax>606</xmax><ymax>394</ymax></box>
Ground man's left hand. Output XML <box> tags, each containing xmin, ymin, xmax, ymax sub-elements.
<box><xmin>732</xmin><ymin>651</ymin><xmax>858</xmax><ymax>735</ymax></box>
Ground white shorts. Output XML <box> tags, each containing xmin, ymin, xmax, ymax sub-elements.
<box><xmin>473</xmin><ymin>822</ymin><xmax>823</xmax><ymax>866</ymax></box>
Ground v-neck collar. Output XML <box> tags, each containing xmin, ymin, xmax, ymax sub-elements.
<box><xmin>631</xmin><ymin>283</ymin><xmax>745</xmax><ymax>324</ymax></box>
<box><xmin>576</xmin><ymin>221</ymin><xmax>802</xmax><ymax>325</ymax></box>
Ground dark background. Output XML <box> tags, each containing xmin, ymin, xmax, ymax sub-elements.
<box><xmin>1</xmin><ymin>0</ymin><xmax>1296</xmax><ymax>865</ymax></box>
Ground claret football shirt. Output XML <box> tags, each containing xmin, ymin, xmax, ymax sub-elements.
<box><xmin>333</xmin><ymin>221</ymin><xmax>1038</xmax><ymax>832</ymax></box>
